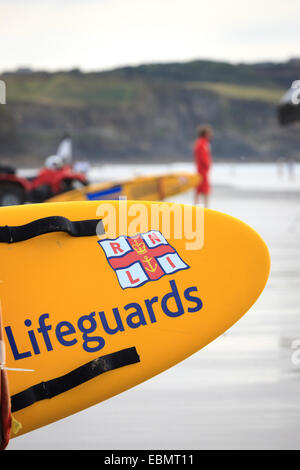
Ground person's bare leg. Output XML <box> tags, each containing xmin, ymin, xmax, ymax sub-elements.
<box><xmin>194</xmin><ymin>191</ymin><xmax>199</xmax><ymax>205</ymax></box>
<box><xmin>204</xmin><ymin>194</ymin><xmax>209</xmax><ymax>208</ymax></box>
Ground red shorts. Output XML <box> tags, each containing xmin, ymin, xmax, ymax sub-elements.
<box><xmin>196</xmin><ymin>173</ymin><xmax>210</xmax><ymax>194</ymax></box>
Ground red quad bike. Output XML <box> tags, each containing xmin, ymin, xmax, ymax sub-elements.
<box><xmin>0</xmin><ymin>164</ymin><xmax>88</xmax><ymax>206</ymax></box>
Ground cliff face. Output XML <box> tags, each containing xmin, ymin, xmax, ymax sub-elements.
<box><xmin>1</xmin><ymin>59</ymin><xmax>300</xmax><ymax>166</ymax></box>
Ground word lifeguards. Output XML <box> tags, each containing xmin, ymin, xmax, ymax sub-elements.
<box><xmin>5</xmin><ymin>280</ymin><xmax>203</xmax><ymax>361</ymax></box>
<box><xmin>98</xmin><ymin>230</ymin><xmax>189</xmax><ymax>289</ymax></box>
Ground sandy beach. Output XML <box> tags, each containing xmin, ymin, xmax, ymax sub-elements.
<box><xmin>9</xmin><ymin>163</ymin><xmax>300</xmax><ymax>450</ymax></box>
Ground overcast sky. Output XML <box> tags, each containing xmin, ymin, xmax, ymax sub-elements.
<box><xmin>1</xmin><ymin>0</ymin><xmax>299</xmax><ymax>72</ymax></box>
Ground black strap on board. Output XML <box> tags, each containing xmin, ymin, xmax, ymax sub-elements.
<box><xmin>11</xmin><ymin>347</ymin><xmax>140</xmax><ymax>413</ymax></box>
<box><xmin>0</xmin><ymin>216</ymin><xmax>104</xmax><ymax>243</ymax></box>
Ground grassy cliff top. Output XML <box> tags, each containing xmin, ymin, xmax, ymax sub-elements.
<box><xmin>3</xmin><ymin>58</ymin><xmax>297</xmax><ymax>107</ymax></box>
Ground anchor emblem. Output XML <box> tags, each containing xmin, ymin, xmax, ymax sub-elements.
<box><xmin>142</xmin><ymin>255</ymin><xmax>158</xmax><ymax>273</ymax></box>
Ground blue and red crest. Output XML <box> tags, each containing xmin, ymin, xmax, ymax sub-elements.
<box><xmin>98</xmin><ymin>230</ymin><xmax>189</xmax><ymax>289</ymax></box>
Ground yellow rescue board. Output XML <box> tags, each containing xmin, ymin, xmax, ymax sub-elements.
<box><xmin>47</xmin><ymin>172</ymin><xmax>200</xmax><ymax>202</ymax></box>
<box><xmin>0</xmin><ymin>201</ymin><xmax>270</xmax><ymax>438</ymax></box>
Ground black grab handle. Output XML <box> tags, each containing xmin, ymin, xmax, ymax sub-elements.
<box><xmin>11</xmin><ymin>347</ymin><xmax>140</xmax><ymax>412</ymax></box>
<box><xmin>0</xmin><ymin>216</ymin><xmax>104</xmax><ymax>243</ymax></box>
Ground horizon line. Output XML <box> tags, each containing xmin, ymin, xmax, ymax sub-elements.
<box><xmin>1</xmin><ymin>56</ymin><xmax>300</xmax><ymax>75</ymax></box>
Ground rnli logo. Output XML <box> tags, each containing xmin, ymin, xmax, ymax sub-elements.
<box><xmin>98</xmin><ymin>230</ymin><xmax>190</xmax><ymax>289</ymax></box>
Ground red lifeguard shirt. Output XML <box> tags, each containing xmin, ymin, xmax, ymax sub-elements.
<box><xmin>194</xmin><ymin>136</ymin><xmax>212</xmax><ymax>194</ymax></box>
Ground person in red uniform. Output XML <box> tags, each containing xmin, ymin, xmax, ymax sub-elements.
<box><xmin>194</xmin><ymin>125</ymin><xmax>213</xmax><ymax>207</ymax></box>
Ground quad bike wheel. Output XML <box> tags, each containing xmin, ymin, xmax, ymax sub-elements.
<box><xmin>60</xmin><ymin>178</ymin><xmax>87</xmax><ymax>192</ymax></box>
<box><xmin>0</xmin><ymin>182</ymin><xmax>26</xmax><ymax>206</ymax></box>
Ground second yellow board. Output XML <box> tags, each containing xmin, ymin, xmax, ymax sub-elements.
<box><xmin>47</xmin><ymin>172</ymin><xmax>200</xmax><ymax>202</ymax></box>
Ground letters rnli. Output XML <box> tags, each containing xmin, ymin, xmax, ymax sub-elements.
<box><xmin>98</xmin><ymin>231</ymin><xmax>190</xmax><ymax>289</ymax></box>
<box><xmin>5</xmin><ymin>280</ymin><xmax>203</xmax><ymax>361</ymax></box>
